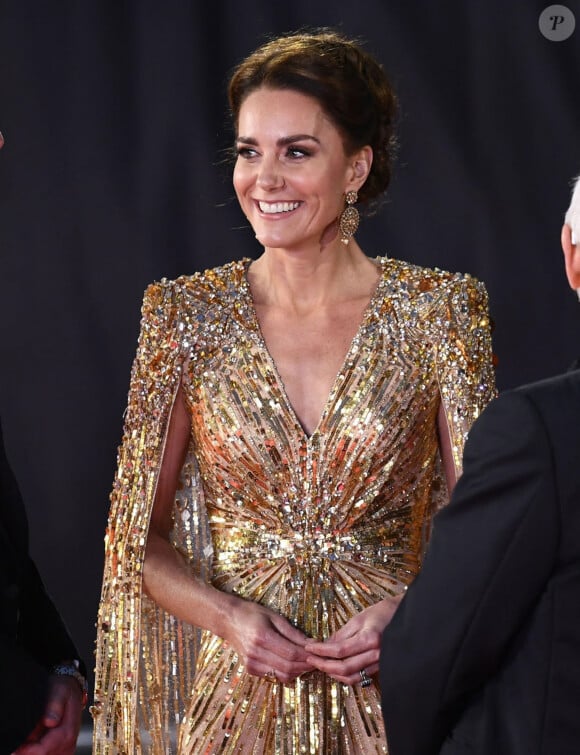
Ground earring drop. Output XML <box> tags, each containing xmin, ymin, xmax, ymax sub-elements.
<box><xmin>339</xmin><ymin>190</ymin><xmax>359</xmax><ymax>244</ymax></box>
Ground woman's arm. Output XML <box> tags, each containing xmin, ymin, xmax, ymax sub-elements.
<box><xmin>437</xmin><ymin>401</ymin><xmax>457</xmax><ymax>496</ymax></box>
<box><xmin>142</xmin><ymin>386</ymin><xmax>314</xmax><ymax>683</ymax></box>
<box><xmin>142</xmin><ymin>386</ymin><xmax>233</xmax><ymax>632</ymax></box>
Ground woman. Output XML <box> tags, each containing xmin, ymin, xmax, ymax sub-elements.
<box><xmin>92</xmin><ymin>29</ymin><xmax>496</xmax><ymax>754</ymax></box>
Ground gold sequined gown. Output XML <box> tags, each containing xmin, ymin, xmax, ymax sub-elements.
<box><xmin>92</xmin><ymin>257</ymin><xmax>495</xmax><ymax>754</ymax></box>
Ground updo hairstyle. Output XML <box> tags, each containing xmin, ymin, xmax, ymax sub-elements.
<box><xmin>228</xmin><ymin>29</ymin><xmax>398</xmax><ymax>208</ymax></box>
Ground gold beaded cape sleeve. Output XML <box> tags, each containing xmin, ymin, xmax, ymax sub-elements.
<box><xmin>433</xmin><ymin>270</ymin><xmax>497</xmax><ymax>477</ymax></box>
<box><xmin>376</xmin><ymin>260</ymin><xmax>496</xmax><ymax>551</ymax></box>
<box><xmin>92</xmin><ymin>277</ymin><xmax>212</xmax><ymax>754</ymax></box>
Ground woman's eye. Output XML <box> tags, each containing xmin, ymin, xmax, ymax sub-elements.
<box><xmin>287</xmin><ymin>146</ymin><xmax>310</xmax><ymax>158</ymax></box>
<box><xmin>236</xmin><ymin>146</ymin><xmax>258</xmax><ymax>159</ymax></box>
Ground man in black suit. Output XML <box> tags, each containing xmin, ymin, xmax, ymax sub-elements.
<box><xmin>0</xmin><ymin>131</ymin><xmax>85</xmax><ymax>754</ymax></box>
<box><xmin>380</xmin><ymin>175</ymin><xmax>580</xmax><ymax>755</ymax></box>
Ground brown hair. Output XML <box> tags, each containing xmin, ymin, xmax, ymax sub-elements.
<box><xmin>228</xmin><ymin>29</ymin><xmax>398</xmax><ymax>208</ymax></box>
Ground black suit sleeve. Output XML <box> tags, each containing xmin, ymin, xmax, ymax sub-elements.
<box><xmin>379</xmin><ymin>390</ymin><xmax>558</xmax><ymax>755</ymax></box>
<box><xmin>0</xmin><ymin>421</ymin><xmax>82</xmax><ymax>750</ymax></box>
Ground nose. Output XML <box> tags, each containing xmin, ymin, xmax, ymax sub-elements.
<box><xmin>256</xmin><ymin>155</ymin><xmax>284</xmax><ymax>191</ymax></box>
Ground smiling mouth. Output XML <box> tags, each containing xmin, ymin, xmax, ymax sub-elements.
<box><xmin>258</xmin><ymin>201</ymin><xmax>301</xmax><ymax>214</ymax></box>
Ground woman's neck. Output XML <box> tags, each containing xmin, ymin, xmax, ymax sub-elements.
<box><xmin>248</xmin><ymin>241</ymin><xmax>379</xmax><ymax>314</ymax></box>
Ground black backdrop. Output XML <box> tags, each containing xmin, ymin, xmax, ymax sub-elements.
<box><xmin>1</xmin><ymin>0</ymin><xmax>579</xmax><ymax>733</ymax></box>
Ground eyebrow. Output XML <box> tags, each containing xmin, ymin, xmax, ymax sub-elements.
<box><xmin>236</xmin><ymin>134</ymin><xmax>321</xmax><ymax>146</ymax></box>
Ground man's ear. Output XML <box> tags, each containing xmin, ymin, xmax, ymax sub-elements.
<box><xmin>562</xmin><ymin>223</ymin><xmax>580</xmax><ymax>290</ymax></box>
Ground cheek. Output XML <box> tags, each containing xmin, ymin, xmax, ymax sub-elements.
<box><xmin>232</xmin><ymin>165</ymin><xmax>249</xmax><ymax>203</ymax></box>
<box><xmin>232</xmin><ymin>163</ymin><xmax>243</xmax><ymax>191</ymax></box>
<box><xmin>314</xmin><ymin>168</ymin><xmax>347</xmax><ymax>204</ymax></box>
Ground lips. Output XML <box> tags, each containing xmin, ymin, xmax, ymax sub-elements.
<box><xmin>257</xmin><ymin>200</ymin><xmax>301</xmax><ymax>214</ymax></box>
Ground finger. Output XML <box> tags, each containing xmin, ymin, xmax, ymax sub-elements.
<box><xmin>23</xmin><ymin>725</ymin><xmax>78</xmax><ymax>755</ymax></box>
<box><xmin>307</xmin><ymin>622</ymin><xmax>382</xmax><ymax>658</ymax></box>
<box><xmin>12</xmin><ymin>744</ymin><xmax>44</xmax><ymax>755</ymax></box>
<box><xmin>319</xmin><ymin>657</ymin><xmax>379</xmax><ymax>679</ymax></box>
<box><xmin>306</xmin><ymin>647</ymin><xmax>379</xmax><ymax>678</ymax></box>
<box><xmin>42</xmin><ymin>680</ymin><xmax>69</xmax><ymax>728</ymax></box>
<box><xmin>317</xmin><ymin>667</ymin><xmax>379</xmax><ymax>688</ymax></box>
<box><xmin>304</xmin><ymin>638</ymin><xmax>350</xmax><ymax>659</ymax></box>
<box><xmin>270</xmin><ymin>614</ymin><xmax>310</xmax><ymax>646</ymax></box>
<box><xmin>257</xmin><ymin>663</ymin><xmax>303</xmax><ymax>684</ymax></box>
<box><xmin>260</xmin><ymin>620</ymin><xmax>311</xmax><ymax>663</ymax></box>
<box><xmin>325</xmin><ymin>621</ymin><xmax>359</xmax><ymax>642</ymax></box>
<box><xmin>304</xmin><ymin>640</ymin><xmax>334</xmax><ymax>657</ymax></box>
<box><xmin>248</xmin><ymin>650</ymin><xmax>315</xmax><ymax>682</ymax></box>
<box><xmin>304</xmin><ymin>623</ymin><xmax>365</xmax><ymax>657</ymax></box>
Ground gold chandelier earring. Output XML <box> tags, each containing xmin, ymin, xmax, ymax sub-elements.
<box><xmin>339</xmin><ymin>190</ymin><xmax>360</xmax><ymax>244</ymax></box>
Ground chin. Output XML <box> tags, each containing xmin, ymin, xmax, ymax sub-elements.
<box><xmin>254</xmin><ymin>231</ymin><xmax>292</xmax><ymax>249</ymax></box>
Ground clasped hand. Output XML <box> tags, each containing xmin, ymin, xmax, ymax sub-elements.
<box><xmin>304</xmin><ymin>597</ymin><xmax>401</xmax><ymax>686</ymax></box>
<box><xmin>226</xmin><ymin>595</ymin><xmax>400</xmax><ymax>686</ymax></box>
<box><xmin>225</xmin><ymin>600</ymin><xmax>314</xmax><ymax>683</ymax></box>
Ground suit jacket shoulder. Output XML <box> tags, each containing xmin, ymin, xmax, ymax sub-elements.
<box><xmin>380</xmin><ymin>380</ymin><xmax>563</xmax><ymax>754</ymax></box>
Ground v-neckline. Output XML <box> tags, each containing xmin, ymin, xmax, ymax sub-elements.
<box><xmin>241</xmin><ymin>257</ymin><xmax>387</xmax><ymax>443</ymax></box>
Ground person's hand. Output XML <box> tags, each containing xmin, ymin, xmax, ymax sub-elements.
<box><xmin>13</xmin><ymin>675</ymin><xmax>83</xmax><ymax>755</ymax></box>
<box><xmin>304</xmin><ymin>596</ymin><xmax>402</xmax><ymax>685</ymax></box>
<box><xmin>224</xmin><ymin>599</ymin><xmax>315</xmax><ymax>683</ymax></box>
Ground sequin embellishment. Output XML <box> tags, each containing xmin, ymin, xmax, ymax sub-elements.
<box><xmin>93</xmin><ymin>257</ymin><xmax>496</xmax><ymax>754</ymax></box>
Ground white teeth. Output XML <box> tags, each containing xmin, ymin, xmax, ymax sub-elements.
<box><xmin>258</xmin><ymin>201</ymin><xmax>300</xmax><ymax>214</ymax></box>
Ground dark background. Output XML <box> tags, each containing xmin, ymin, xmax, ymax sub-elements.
<box><xmin>1</xmin><ymin>0</ymin><xmax>579</xmax><ymax>744</ymax></box>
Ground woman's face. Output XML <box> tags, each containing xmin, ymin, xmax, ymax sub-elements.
<box><xmin>233</xmin><ymin>87</ymin><xmax>370</xmax><ymax>251</ymax></box>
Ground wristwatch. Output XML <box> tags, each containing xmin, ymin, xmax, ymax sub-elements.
<box><xmin>52</xmin><ymin>660</ymin><xmax>88</xmax><ymax>708</ymax></box>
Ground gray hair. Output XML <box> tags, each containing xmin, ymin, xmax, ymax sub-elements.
<box><xmin>565</xmin><ymin>175</ymin><xmax>580</xmax><ymax>244</ymax></box>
